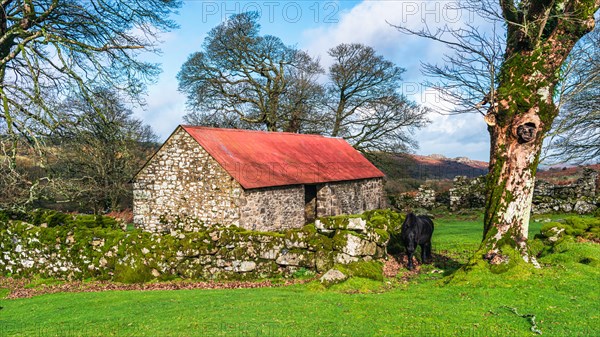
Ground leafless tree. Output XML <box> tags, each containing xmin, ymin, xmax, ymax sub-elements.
<box><xmin>393</xmin><ymin>0</ymin><xmax>600</xmax><ymax>268</ymax></box>
<box><xmin>47</xmin><ymin>89</ymin><xmax>158</xmax><ymax>213</ymax></box>
<box><xmin>279</xmin><ymin>52</ymin><xmax>326</xmax><ymax>133</ymax></box>
<box><xmin>0</xmin><ymin>138</ymin><xmax>45</xmax><ymax>210</ymax></box>
<box><xmin>325</xmin><ymin>43</ymin><xmax>430</xmax><ymax>152</ymax></box>
<box><xmin>0</xmin><ymin>0</ymin><xmax>180</xmax><ymax>166</ymax></box>
<box><xmin>545</xmin><ymin>26</ymin><xmax>600</xmax><ymax>164</ymax></box>
<box><xmin>177</xmin><ymin>12</ymin><xmax>324</xmax><ymax>132</ymax></box>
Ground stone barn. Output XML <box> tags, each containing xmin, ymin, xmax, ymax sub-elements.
<box><xmin>133</xmin><ymin>126</ymin><xmax>385</xmax><ymax>232</ymax></box>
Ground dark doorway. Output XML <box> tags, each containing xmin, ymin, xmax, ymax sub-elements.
<box><xmin>304</xmin><ymin>185</ymin><xmax>317</xmax><ymax>224</ymax></box>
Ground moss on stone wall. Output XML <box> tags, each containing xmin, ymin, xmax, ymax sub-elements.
<box><xmin>0</xmin><ymin>209</ymin><xmax>402</xmax><ymax>283</ymax></box>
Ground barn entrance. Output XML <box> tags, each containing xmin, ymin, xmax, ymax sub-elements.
<box><xmin>304</xmin><ymin>185</ymin><xmax>317</xmax><ymax>223</ymax></box>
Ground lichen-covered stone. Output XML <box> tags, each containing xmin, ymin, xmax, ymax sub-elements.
<box><xmin>233</xmin><ymin>261</ymin><xmax>256</xmax><ymax>272</ymax></box>
<box><xmin>319</xmin><ymin>268</ymin><xmax>347</xmax><ymax>287</ymax></box>
<box><xmin>414</xmin><ymin>185</ymin><xmax>437</xmax><ymax>210</ymax></box>
<box><xmin>335</xmin><ymin>253</ymin><xmax>360</xmax><ymax>264</ymax></box>
<box><xmin>1</xmin><ymin>210</ymin><xmax>399</xmax><ymax>282</ymax></box>
<box><xmin>449</xmin><ymin>176</ymin><xmax>486</xmax><ymax>211</ymax></box>
<box><xmin>335</xmin><ymin>232</ymin><xmax>376</xmax><ymax>257</ymax></box>
<box><xmin>347</xmin><ymin>218</ymin><xmax>367</xmax><ymax>232</ymax></box>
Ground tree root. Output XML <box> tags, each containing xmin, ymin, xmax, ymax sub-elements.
<box><xmin>502</xmin><ymin>305</ymin><xmax>542</xmax><ymax>335</ymax></box>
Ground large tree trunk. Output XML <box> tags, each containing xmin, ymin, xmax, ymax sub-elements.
<box><xmin>478</xmin><ymin>0</ymin><xmax>598</xmax><ymax>270</ymax></box>
<box><xmin>482</xmin><ymin>103</ymin><xmax>547</xmax><ymax>267</ymax></box>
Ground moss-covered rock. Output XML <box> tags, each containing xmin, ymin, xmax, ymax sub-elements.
<box><xmin>1</xmin><ymin>209</ymin><xmax>399</xmax><ymax>282</ymax></box>
<box><xmin>319</xmin><ymin>268</ymin><xmax>348</xmax><ymax>287</ymax></box>
<box><xmin>331</xmin><ymin>261</ymin><xmax>384</xmax><ymax>282</ymax></box>
<box><xmin>538</xmin><ymin>217</ymin><xmax>600</xmax><ymax>243</ymax></box>
<box><xmin>333</xmin><ymin>231</ymin><xmax>376</xmax><ymax>257</ymax></box>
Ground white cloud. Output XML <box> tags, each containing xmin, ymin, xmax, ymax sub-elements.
<box><xmin>300</xmin><ymin>1</ymin><xmax>491</xmax><ymax>160</ymax></box>
<box><xmin>134</xmin><ymin>76</ymin><xmax>186</xmax><ymax>141</ymax></box>
<box><xmin>301</xmin><ymin>1</ymin><xmax>478</xmax><ymax>66</ymax></box>
<box><xmin>301</xmin><ymin>1</ymin><xmax>424</xmax><ymax>67</ymax></box>
<box><xmin>415</xmin><ymin>109</ymin><xmax>490</xmax><ymax>161</ymax></box>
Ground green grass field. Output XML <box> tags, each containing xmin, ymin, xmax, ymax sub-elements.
<box><xmin>1</xmin><ymin>212</ymin><xmax>599</xmax><ymax>336</ymax></box>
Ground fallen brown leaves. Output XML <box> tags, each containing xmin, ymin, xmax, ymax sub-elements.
<box><xmin>0</xmin><ymin>277</ymin><xmax>314</xmax><ymax>299</ymax></box>
<box><xmin>382</xmin><ymin>254</ymin><xmax>420</xmax><ymax>280</ymax></box>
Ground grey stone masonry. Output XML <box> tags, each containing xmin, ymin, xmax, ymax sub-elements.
<box><xmin>133</xmin><ymin>127</ymin><xmax>243</xmax><ymax>232</ymax></box>
<box><xmin>316</xmin><ymin>178</ymin><xmax>385</xmax><ymax>216</ymax></box>
<box><xmin>239</xmin><ymin>185</ymin><xmax>305</xmax><ymax>232</ymax></box>
<box><xmin>532</xmin><ymin>168</ymin><xmax>598</xmax><ymax>214</ymax></box>
<box><xmin>134</xmin><ymin>127</ymin><xmax>387</xmax><ymax>232</ymax></box>
<box><xmin>445</xmin><ymin>169</ymin><xmax>598</xmax><ymax>214</ymax></box>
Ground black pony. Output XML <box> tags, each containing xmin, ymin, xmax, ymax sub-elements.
<box><xmin>401</xmin><ymin>213</ymin><xmax>434</xmax><ymax>270</ymax></box>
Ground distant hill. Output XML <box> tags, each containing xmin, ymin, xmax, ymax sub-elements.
<box><xmin>537</xmin><ymin>164</ymin><xmax>600</xmax><ymax>185</ymax></box>
<box><xmin>369</xmin><ymin>153</ymin><xmax>488</xmax><ymax>194</ymax></box>
<box><xmin>372</xmin><ymin>151</ymin><xmax>599</xmax><ymax>195</ymax></box>
<box><xmin>371</xmin><ymin>153</ymin><xmax>488</xmax><ymax>180</ymax></box>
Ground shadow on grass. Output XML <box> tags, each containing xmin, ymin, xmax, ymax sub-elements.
<box><xmin>387</xmin><ymin>250</ymin><xmax>466</xmax><ymax>278</ymax></box>
<box><xmin>431</xmin><ymin>252</ymin><xmax>465</xmax><ymax>276</ymax></box>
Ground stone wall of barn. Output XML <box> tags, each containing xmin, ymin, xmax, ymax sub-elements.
<box><xmin>239</xmin><ymin>186</ymin><xmax>305</xmax><ymax>231</ymax></box>
<box><xmin>317</xmin><ymin>178</ymin><xmax>385</xmax><ymax>217</ymax></box>
<box><xmin>134</xmin><ymin>128</ymin><xmax>386</xmax><ymax>232</ymax></box>
<box><xmin>133</xmin><ymin>127</ymin><xmax>244</xmax><ymax>232</ymax></box>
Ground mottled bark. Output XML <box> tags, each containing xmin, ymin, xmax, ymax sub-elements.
<box><xmin>481</xmin><ymin>0</ymin><xmax>599</xmax><ymax>267</ymax></box>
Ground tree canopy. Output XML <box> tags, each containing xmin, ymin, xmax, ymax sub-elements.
<box><xmin>178</xmin><ymin>12</ymin><xmax>321</xmax><ymax>132</ymax></box>
<box><xmin>0</xmin><ymin>0</ymin><xmax>181</xmax><ymax>159</ymax></box>
<box><xmin>178</xmin><ymin>12</ymin><xmax>429</xmax><ymax>152</ymax></box>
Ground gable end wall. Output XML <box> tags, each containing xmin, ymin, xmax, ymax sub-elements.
<box><xmin>133</xmin><ymin>127</ymin><xmax>243</xmax><ymax>232</ymax></box>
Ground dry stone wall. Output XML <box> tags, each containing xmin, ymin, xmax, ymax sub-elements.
<box><xmin>393</xmin><ymin>184</ymin><xmax>442</xmax><ymax>211</ymax></box>
<box><xmin>133</xmin><ymin>127</ymin><xmax>243</xmax><ymax>232</ymax></box>
<box><xmin>532</xmin><ymin>168</ymin><xmax>598</xmax><ymax>214</ymax></box>
<box><xmin>449</xmin><ymin>176</ymin><xmax>486</xmax><ymax>211</ymax></box>
<box><xmin>414</xmin><ymin>186</ymin><xmax>438</xmax><ymax>209</ymax></box>
<box><xmin>447</xmin><ymin>169</ymin><xmax>598</xmax><ymax>214</ymax></box>
<box><xmin>0</xmin><ymin>210</ymin><xmax>398</xmax><ymax>282</ymax></box>
<box><xmin>392</xmin><ymin>169</ymin><xmax>598</xmax><ymax>214</ymax></box>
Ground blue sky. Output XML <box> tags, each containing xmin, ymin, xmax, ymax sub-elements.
<box><xmin>135</xmin><ymin>1</ymin><xmax>491</xmax><ymax>161</ymax></box>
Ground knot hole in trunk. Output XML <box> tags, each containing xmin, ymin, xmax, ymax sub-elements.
<box><xmin>516</xmin><ymin>122</ymin><xmax>537</xmax><ymax>144</ymax></box>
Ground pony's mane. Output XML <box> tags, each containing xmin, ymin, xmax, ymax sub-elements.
<box><xmin>403</xmin><ymin>212</ymin><xmax>417</xmax><ymax>228</ymax></box>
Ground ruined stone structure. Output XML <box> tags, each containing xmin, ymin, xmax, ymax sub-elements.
<box><xmin>414</xmin><ymin>185</ymin><xmax>437</xmax><ymax>209</ymax></box>
<box><xmin>447</xmin><ymin>169</ymin><xmax>598</xmax><ymax>214</ymax></box>
<box><xmin>133</xmin><ymin>126</ymin><xmax>385</xmax><ymax>232</ymax></box>
<box><xmin>392</xmin><ymin>168</ymin><xmax>598</xmax><ymax>214</ymax></box>
<box><xmin>532</xmin><ymin>168</ymin><xmax>598</xmax><ymax>214</ymax></box>
<box><xmin>449</xmin><ymin>176</ymin><xmax>486</xmax><ymax>211</ymax></box>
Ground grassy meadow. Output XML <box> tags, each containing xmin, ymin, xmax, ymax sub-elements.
<box><xmin>1</xmin><ymin>212</ymin><xmax>598</xmax><ymax>336</ymax></box>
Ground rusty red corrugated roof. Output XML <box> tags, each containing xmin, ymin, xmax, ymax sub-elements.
<box><xmin>181</xmin><ymin>125</ymin><xmax>384</xmax><ymax>189</ymax></box>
